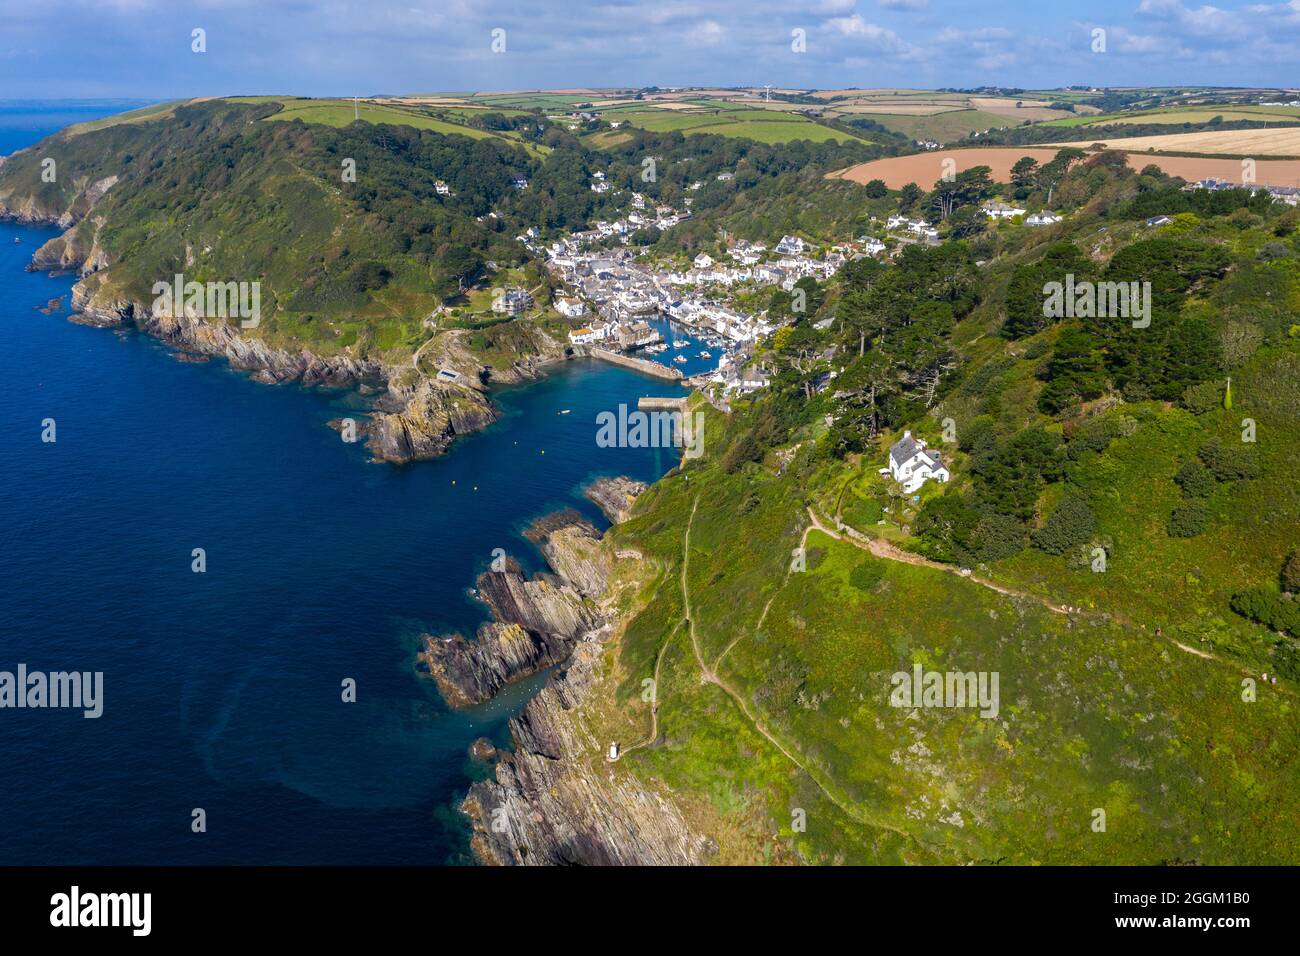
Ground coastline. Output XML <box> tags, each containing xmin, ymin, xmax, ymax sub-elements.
<box><xmin>1</xmin><ymin>200</ymin><xmax>578</xmax><ymax>465</ymax></box>
<box><xmin>434</xmin><ymin>477</ymin><xmax>711</xmax><ymax>865</ymax></box>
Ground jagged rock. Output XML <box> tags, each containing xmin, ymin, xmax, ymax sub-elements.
<box><xmin>421</xmin><ymin>623</ymin><xmax>573</xmax><ymax>709</ymax></box>
<box><xmin>585</xmin><ymin>475</ymin><xmax>648</xmax><ymax>524</ymax></box>
<box><xmin>462</xmin><ymin>641</ymin><xmax>711</xmax><ymax>866</ymax></box>
<box><xmin>525</xmin><ymin>511</ymin><xmax>608</xmax><ymax>598</ymax></box>
<box><xmin>469</xmin><ymin>738</ymin><xmax>498</xmax><ymax>761</ymax></box>
<box><xmin>366</xmin><ymin>373</ymin><xmax>496</xmax><ymax>463</ymax></box>
<box><xmin>476</xmin><ymin>566</ymin><xmax>601</xmax><ymax>639</ymax></box>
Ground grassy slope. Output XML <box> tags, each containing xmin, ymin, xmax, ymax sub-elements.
<box><xmin>585</xmin><ymin>399</ymin><xmax>1300</xmax><ymax>864</ymax></box>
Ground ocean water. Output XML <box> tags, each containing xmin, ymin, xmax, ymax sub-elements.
<box><xmin>0</xmin><ymin>103</ymin><xmax>685</xmax><ymax>864</ymax></box>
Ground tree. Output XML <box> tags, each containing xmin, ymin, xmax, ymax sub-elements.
<box><xmin>1033</xmin><ymin>496</ymin><xmax>1095</xmax><ymax>554</ymax></box>
<box><xmin>1037</xmin><ymin>326</ymin><xmax>1107</xmax><ymax>414</ymax></box>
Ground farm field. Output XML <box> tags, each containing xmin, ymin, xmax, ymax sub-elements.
<box><xmin>828</xmin><ymin>148</ymin><xmax>1063</xmax><ymax>189</ymax></box>
<box><xmin>832</xmin><ymin>109</ymin><xmax>1014</xmax><ymax>142</ymax></box>
<box><xmin>1047</xmin><ymin>126</ymin><xmax>1300</xmax><ymax>156</ymax></box>
<box><xmin>611</xmin><ymin>105</ymin><xmax>873</xmax><ymax>145</ymax></box>
<box><xmin>831</xmin><ymin>146</ymin><xmax>1300</xmax><ymax>188</ymax></box>
<box><xmin>1044</xmin><ymin>106</ymin><xmax>1300</xmax><ymax>128</ymax></box>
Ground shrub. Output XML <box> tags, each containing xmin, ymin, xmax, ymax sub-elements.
<box><xmin>1282</xmin><ymin>550</ymin><xmax>1300</xmax><ymax>594</ymax></box>
<box><xmin>1168</xmin><ymin>500</ymin><xmax>1210</xmax><ymax>538</ymax></box>
<box><xmin>1230</xmin><ymin>586</ymin><xmax>1300</xmax><ymax>638</ymax></box>
<box><xmin>1174</xmin><ymin>459</ymin><xmax>1215</xmax><ymax>499</ymax></box>
<box><xmin>1197</xmin><ymin>438</ymin><xmax>1260</xmax><ymax>481</ymax></box>
<box><xmin>848</xmin><ymin>560</ymin><xmax>885</xmax><ymax>592</ymax></box>
<box><xmin>1033</xmin><ymin>496</ymin><xmax>1096</xmax><ymax>555</ymax></box>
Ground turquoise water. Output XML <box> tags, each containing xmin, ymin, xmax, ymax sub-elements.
<box><xmin>0</xmin><ymin>105</ymin><xmax>684</xmax><ymax>864</ymax></box>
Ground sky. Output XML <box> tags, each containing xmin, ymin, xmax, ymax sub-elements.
<box><xmin>3</xmin><ymin>0</ymin><xmax>1300</xmax><ymax>100</ymax></box>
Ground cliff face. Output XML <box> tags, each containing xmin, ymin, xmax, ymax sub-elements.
<box><xmin>585</xmin><ymin>476</ymin><xmax>650</xmax><ymax>524</ymax></box>
<box><xmin>422</xmin><ymin>623</ymin><xmax>572</xmax><ymax>709</ymax></box>
<box><xmin>462</xmin><ymin>639</ymin><xmax>711</xmax><ymax>866</ymax></box>
<box><xmin>429</xmin><ymin>485</ymin><xmax>707</xmax><ymax>865</ymax></box>
<box><xmin>18</xmin><ymin>191</ymin><xmax>558</xmax><ymax>465</ymax></box>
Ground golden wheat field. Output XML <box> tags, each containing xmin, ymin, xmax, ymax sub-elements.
<box><xmin>1048</xmin><ymin>127</ymin><xmax>1300</xmax><ymax>156</ymax></box>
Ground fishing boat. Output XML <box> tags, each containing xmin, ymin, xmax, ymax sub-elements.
<box><xmin>671</xmin><ymin>339</ymin><xmax>689</xmax><ymax>348</ymax></box>
<box><xmin>698</xmin><ymin>350</ymin><xmax>711</xmax><ymax>359</ymax></box>
<box><xmin>673</xmin><ymin>355</ymin><xmax>688</xmax><ymax>364</ymax></box>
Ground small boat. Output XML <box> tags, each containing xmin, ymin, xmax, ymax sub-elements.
<box><xmin>12</xmin><ymin>237</ymin><xmax>19</xmax><ymax>243</ymax></box>
<box><xmin>698</xmin><ymin>350</ymin><xmax>711</xmax><ymax>359</ymax></box>
<box><xmin>672</xmin><ymin>339</ymin><xmax>689</xmax><ymax>348</ymax></box>
<box><xmin>673</xmin><ymin>355</ymin><xmax>688</xmax><ymax>364</ymax></box>
<box><xmin>558</xmin><ymin>409</ymin><xmax>570</xmax><ymax>415</ymax></box>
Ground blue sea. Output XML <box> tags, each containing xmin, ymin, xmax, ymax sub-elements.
<box><xmin>0</xmin><ymin>102</ymin><xmax>686</xmax><ymax>864</ymax></box>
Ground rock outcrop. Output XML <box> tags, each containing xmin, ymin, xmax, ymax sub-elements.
<box><xmin>476</xmin><ymin>565</ymin><xmax>601</xmax><ymax>640</ymax></box>
<box><xmin>585</xmin><ymin>475</ymin><xmax>649</xmax><ymax>524</ymax></box>
<box><xmin>366</xmin><ymin>370</ymin><xmax>497</xmax><ymax>463</ymax></box>
<box><xmin>422</xmin><ymin>623</ymin><xmax>572</xmax><ymax>709</ymax></box>
<box><xmin>462</xmin><ymin>638</ymin><xmax>711</xmax><ymax>865</ymax></box>
<box><xmin>525</xmin><ymin>511</ymin><xmax>608</xmax><ymax>598</ymax></box>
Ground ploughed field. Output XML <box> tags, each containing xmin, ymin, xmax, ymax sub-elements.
<box><xmin>831</xmin><ymin>147</ymin><xmax>1300</xmax><ymax>189</ymax></box>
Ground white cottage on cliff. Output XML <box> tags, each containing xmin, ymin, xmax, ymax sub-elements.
<box><xmin>885</xmin><ymin>431</ymin><xmax>949</xmax><ymax>493</ymax></box>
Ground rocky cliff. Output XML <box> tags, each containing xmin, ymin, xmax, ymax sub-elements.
<box><xmin>442</xmin><ymin>483</ymin><xmax>706</xmax><ymax>865</ymax></box>
<box><xmin>422</xmin><ymin>623</ymin><xmax>571</xmax><ymax>709</ymax></box>
<box><xmin>585</xmin><ymin>476</ymin><xmax>650</xmax><ymax>524</ymax></box>
<box><xmin>16</xmin><ymin>194</ymin><xmax>561</xmax><ymax>465</ymax></box>
<box><xmin>462</xmin><ymin>637</ymin><xmax>711</xmax><ymax>865</ymax></box>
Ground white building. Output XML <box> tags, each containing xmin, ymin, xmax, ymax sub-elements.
<box><xmin>693</xmin><ymin>252</ymin><xmax>715</xmax><ymax>269</ymax></box>
<box><xmin>555</xmin><ymin>296</ymin><xmax>586</xmax><ymax>318</ymax></box>
<box><xmin>568</xmin><ymin>323</ymin><xmax>611</xmax><ymax>345</ymax></box>
<box><xmin>1025</xmin><ymin>211</ymin><xmax>1062</xmax><ymax>226</ymax></box>
<box><xmin>886</xmin><ymin>430</ymin><xmax>950</xmax><ymax>493</ymax></box>
<box><xmin>983</xmin><ymin>201</ymin><xmax>1026</xmax><ymax>220</ymax></box>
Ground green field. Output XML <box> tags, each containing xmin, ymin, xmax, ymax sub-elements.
<box><xmin>834</xmin><ymin>109</ymin><xmax>1015</xmax><ymax>142</ymax></box>
<box><xmin>613</xmin><ymin>106</ymin><xmax>872</xmax><ymax>145</ymax></box>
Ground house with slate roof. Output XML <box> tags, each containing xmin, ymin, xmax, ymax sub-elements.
<box><xmin>886</xmin><ymin>430</ymin><xmax>950</xmax><ymax>493</ymax></box>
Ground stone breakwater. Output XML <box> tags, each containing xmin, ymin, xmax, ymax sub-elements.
<box><xmin>422</xmin><ymin>479</ymin><xmax>708</xmax><ymax>865</ymax></box>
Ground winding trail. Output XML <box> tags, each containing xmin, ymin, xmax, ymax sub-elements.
<box><xmin>674</xmin><ymin>496</ymin><xmax>913</xmax><ymax>840</ymax></box>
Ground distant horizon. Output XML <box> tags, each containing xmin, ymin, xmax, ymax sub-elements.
<box><xmin>6</xmin><ymin>1</ymin><xmax>1300</xmax><ymax>100</ymax></box>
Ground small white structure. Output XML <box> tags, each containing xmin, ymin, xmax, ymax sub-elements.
<box><xmin>1146</xmin><ymin>215</ymin><xmax>1174</xmax><ymax>227</ymax></box>
<box><xmin>775</xmin><ymin>235</ymin><xmax>806</xmax><ymax>255</ymax></box>
<box><xmin>983</xmin><ymin>201</ymin><xmax>1026</xmax><ymax>220</ymax></box>
<box><xmin>555</xmin><ymin>296</ymin><xmax>586</xmax><ymax>318</ymax></box>
<box><xmin>1025</xmin><ymin>211</ymin><xmax>1061</xmax><ymax>226</ymax></box>
<box><xmin>693</xmin><ymin>252</ymin><xmax>715</xmax><ymax>269</ymax></box>
<box><xmin>434</xmin><ymin>180</ymin><xmax>451</xmax><ymax>196</ymax></box>
<box><xmin>887</xmin><ymin>430</ymin><xmax>950</xmax><ymax>493</ymax></box>
<box><xmin>607</xmin><ymin>742</ymin><xmax>619</xmax><ymax>761</ymax></box>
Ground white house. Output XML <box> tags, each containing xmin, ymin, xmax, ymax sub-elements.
<box><xmin>886</xmin><ymin>430</ymin><xmax>950</xmax><ymax>493</ymax></box>
<box><xmin>775</xmin><ymin>235</ymin><xmax>806</xmax><ymax>255</ymax></box>
<box><xmin>434</xmin><ymin>181</ymin><xmax>451</xmax><ymax>196</ymax></box>
<box><xmin>693</xmin><ymin>252</ymin><xmax>715</xmax><ymax>269</ymax></box>
<box><xmin>983</xmin><ymin>201</ymin><xmax>1026</xmax><ymax>220</ymax></box>
<box><xmin>555</xmin><ymin>296</ymin><xmax>586</xmax><ymax>318</ymax></box>
<box><xmin>1025</xmin><ymin>211</ymin><xmax>1062</xmax><ymax>226</ymax></box>
<box><xmin>568</xmin><ymin>323</ymin><xmax>611</xmax><ymax>345</ymax></box>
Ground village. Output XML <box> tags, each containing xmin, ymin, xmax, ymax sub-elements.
<box><xmin>512</xmin><ymin>184</ymin><xmax>892</xmax><ymax>396</ymax></box>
